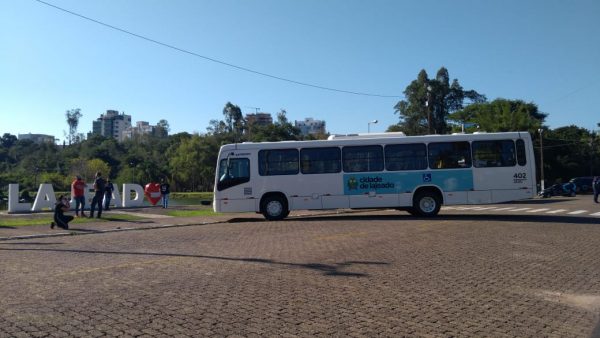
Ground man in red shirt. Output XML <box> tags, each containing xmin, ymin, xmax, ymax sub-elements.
<box><xmin>71</xmin><ymin>175</ymin><xmax>87</xmax><ymax>217</ymax></box>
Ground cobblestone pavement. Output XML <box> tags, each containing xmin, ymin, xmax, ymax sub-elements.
<box><xmin>1</xmin><ymin>204</ymin><xmax>600</xmax><ymax>337</ymax></box>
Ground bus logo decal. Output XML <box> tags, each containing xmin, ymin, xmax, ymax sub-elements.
<box><xmin>347</xmin><ymin>177</ymin><xmax>358</xmax><ymax>190</ymax></box>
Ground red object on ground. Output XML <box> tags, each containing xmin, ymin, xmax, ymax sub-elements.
<box><xmin>144</xmin><ymin>183</ymin><xmax>162</xmax><ymax>206</ymax></box>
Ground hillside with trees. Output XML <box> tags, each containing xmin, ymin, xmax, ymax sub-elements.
<box><xmin>0</xmin><ymin>103</ymin><xmax>315</xmax><ymax>196</ymax></box>
<box><xmin>1</xmin><ymin>70</ymin><xmax>599</xmax><ymax>199</ymax></box>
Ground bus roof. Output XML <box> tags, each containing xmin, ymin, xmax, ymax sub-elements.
<box><xmin>220</xmin><ymin>131</ymin><xmax>531</xmax><ymax>152</ymax></box>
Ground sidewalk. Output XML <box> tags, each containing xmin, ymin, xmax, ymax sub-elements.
<box><xmin>0</xmin><ymin>206</ymin><xmax>253</xmax><ymax>241</ymax></box>
<box><xmin>0</xmin><ymin>206</ymin><xmax>385</xmax><ymax>241</ymax></box>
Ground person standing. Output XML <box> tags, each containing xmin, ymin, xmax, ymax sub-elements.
<box><xmin>51</xmin><ymin>195</ymin><xmax>74</xmax><ymax>230</ymax></box>
<box><xmin>104</xmin><ymin>179</ymin><xmax>114</xmax><ymax>211</ymax></box>
<box><xmin>71</xmin><ymin>175</ymin><xmax>87</xmax><ymax>217</ymax></box>
<box><xmin>593</xmin><ymin>176</ymin><xmax>600</xmax><ymax>203</ymax></box>
<box><xmin>160</xmin><ymin>178</ymin><xmax>170</xmax><ymax>209</ymax></box>
<box><xmin>89</xmin><ymin>172</ymin><xmax>106</xmax><ymax>218</ymax></box>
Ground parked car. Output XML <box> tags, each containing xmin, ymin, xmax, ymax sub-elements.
<box><xmin>538</xmin><ymin>183</ymin><xmax>576</xmax><ymax>198</ymax></box>
<box><xmin>568</xmin><ymin>177</ymin><xmax>594</xmax><ymax>193</ymax></box>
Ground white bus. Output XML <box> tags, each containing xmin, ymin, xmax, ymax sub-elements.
<box><xmin>213</xmin><ymin>131</ymin><xmax>536</xmax><ymax>220</ymax></box>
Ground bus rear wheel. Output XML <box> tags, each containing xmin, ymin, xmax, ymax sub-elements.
<box><xmin>261</xmin><ymin>195</ymin><xmax>289</xmax><ymax>221</ymax></box>
<box><xmin>413</xmin><ymin>191</ymin><xmax>441</xmax><ymax>217</ymax></box>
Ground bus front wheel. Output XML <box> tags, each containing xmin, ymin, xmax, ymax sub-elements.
<box><xmin>261</xmin><ymin>195</ymin><xmax>289</xmax><ymax>221</ymax></box>
<box><xmin>413</xmin><ymin>191</ymin><xmax>441</xmax><ymax>217</ymax></box>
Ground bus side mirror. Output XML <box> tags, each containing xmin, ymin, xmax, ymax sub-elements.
<box><xmin>220</xmin><ymin>152</ymin><xmax>235</xmax><ymax>183</ymax></box>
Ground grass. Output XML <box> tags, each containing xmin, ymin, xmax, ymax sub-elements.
<box><xmin>165</xmin><ymin>209</ymin><xmax>219</xmax><ymax>217</ymax></box>
<box><xmin>170</xmin><ymin>192</ymin><xmax>213</xmax><ymax>200</ymax></box>
<box><xmin>0</xmin><ymin>213</ymin><xmax>144</xmax><ymax>227</ymax></box>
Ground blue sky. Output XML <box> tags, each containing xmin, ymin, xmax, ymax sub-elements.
<box><xmin>1</xmin><ymin>0</ymin><xmax>599</xmax><ymax>142</ymax></box>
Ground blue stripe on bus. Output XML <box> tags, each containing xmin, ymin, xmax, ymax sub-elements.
<box><xmin>343</xmin><ymin>170</ymin><xmax>473</xmax><ymax>195</ymax></box>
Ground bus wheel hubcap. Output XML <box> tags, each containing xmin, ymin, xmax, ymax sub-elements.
<box><xmin>267</xmin><ymin>201</ymin><xmax>282</xmax><ymax>216</ymax></box>
<box><xmin>420</xmin><ymin>197</ymin><xmax>436</xmax><ymax>213</ymax></box>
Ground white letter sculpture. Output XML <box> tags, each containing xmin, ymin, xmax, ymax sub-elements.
<box><xmin>31</xmin><ymin>184</ymin><xmax>56</xmax><ymax>212</ymax></box>
<box><xmin>8</xmin><ymin>184</ymin><xmax>30</xmax><ymax>213</ymax></box>
<box><xmin>122</xmin><ymin>184</ymin><xmax>144</xmax><ymax>208</ymax></box>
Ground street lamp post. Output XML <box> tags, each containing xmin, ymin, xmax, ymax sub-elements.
<box><xmin>538</xmin><ymin>129</ymin><xmax>545</xmax><ymax>191</ymax></box>
<box><xmin>368</xmin><ymin>120</ymin><xmax>378</xmax><ymax>133</ymax></box>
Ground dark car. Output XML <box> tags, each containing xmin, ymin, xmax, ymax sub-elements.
<box><xmin>569</xmin><ymin>177</ymin><xmax>594</xmax><ymax>193</ymax></box>
<box><xmin>538</xmin><ymin>183</ymin><xmax>576</xmax><ymax>198</ymax></box>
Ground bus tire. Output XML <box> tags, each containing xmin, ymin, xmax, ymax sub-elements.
<box><xmin>413</xmin><ymin>191</ymin><xmax>441</xmax><ymax>217</ymax></box>
<box><xmin>261</xmin><ymin>195</ymin><xmax>288</xmax><ymax>221</ymax></box>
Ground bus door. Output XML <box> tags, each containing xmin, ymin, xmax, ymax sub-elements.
<box><xmin>215</xmin><ymin>156</ymin><xmax>255</xmax><ymax>212</ymax></box>
<box><xmin>471</xmin><ymin>139</ymin><xmax>535</xmax><ymax>203</ymax></box>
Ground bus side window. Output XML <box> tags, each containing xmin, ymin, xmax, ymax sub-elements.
<box><xmin>516</xmin><ymin>139</ymin><xmax>526</xmax><ymax>166</ymax></box>
<box><xmin>342</xmin><ymin>145</ymin><xmax>383</xmax><ymax>172</ymax></box>
<box><xmin>428</xmin><ymin>142</ymin><xmax>471</xmax><ymax>169</ymax></box>
<box><xmin>259</xmin><ymin>149</ymin><xmax>299</xmax><ymax>176</ymax></box>
<box><xmin>384</xmin><ymin>143</ymin><xmax>427</xmax><ymax>171</ymax></box>
<box><xmin>300</xmin><ymin>147</ymin><xmax>341</xmax><ymax>174</ymax></box>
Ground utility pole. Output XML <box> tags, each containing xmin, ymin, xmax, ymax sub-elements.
<box><xmin>538</xmin><ymin>129</ymin><xmax>545</xmax><ymax>191</ymax></box>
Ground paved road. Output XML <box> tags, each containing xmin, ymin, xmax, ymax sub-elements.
<box><xmin>1</xmin><ymin>197</ymin><xmax>599</xmax><ymax>337</ymax></box>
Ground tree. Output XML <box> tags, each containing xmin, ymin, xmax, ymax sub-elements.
<box><xmin>155</xmin><ymin>119</ymin><xmax>170</xmax><ymax>138</ymax></box>
<box><xmin>222</xmin><ymin>102</ymin><xmax>244</xmax><ymax>140</ymax></box>
<box><xmin>248</xmin><ymin>109</ymin><xmax>301</xmax><ymax>142</ymax></box>
<box><xmin>1</xmin><ymin>133</ymin><xmax>17</xmax><ymax>148</ymax></box>
<box><xmin>66</xmin><ymin>108</ymin><xmax>82</xmax><ymax>145</ymax></box>
<box><xmin>391</xmin><ymin>67</ymin><xmax>485</xmax><ymax>135</ymax></box>
<box><xmin>542</xmin><ymin>126</ymin><xmax>597</xmax><ymax>183</ymax></box>
<box><xmin>449</xmin><ymin>99</ymin><xmax>547</xmax><ymax>134</ymax></box>
<box><xmin>168</xmin><ymin>134</ymin><xmax>206</xmax><ymax>191</ymax></box>
<box><xmin>69</xmin><ymin>158</ymin><xmax>110</xmax><ymax>183</ymax></box>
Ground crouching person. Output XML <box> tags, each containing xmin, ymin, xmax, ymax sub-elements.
<box><xmin>51</xmin><ymin>195</ymin><xmax>74</xmax><ymax>230</ymax></box>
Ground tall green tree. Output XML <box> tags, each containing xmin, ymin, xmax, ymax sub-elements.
<box><xmin>65</xmin><ymin>108</ymin><xmax>82</xmax><ymax>145</ymax></box>
<box><xmin>222</xmin><ymin>102</ymin><xmax>245</xmax><ymax>140</ymax></box>
<box><xmin>391</xmin><ymin>67</ymin><xmax>485</xmax><ymax>135</ymax></box>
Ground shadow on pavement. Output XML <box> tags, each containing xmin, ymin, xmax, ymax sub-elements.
<box><xmin>281</xmin><ymin>213</ymin><xmax>600</xmax><ymax>225</ymax></box>
<box><xmin>0</xmin><ymin>246</ymin><xmax>388</xmax><ymax>277</ymax></box>
<box><xmin>503</xmin><ymin>198</ymin><xmax>575</xmax><ymax>204</ymax></box>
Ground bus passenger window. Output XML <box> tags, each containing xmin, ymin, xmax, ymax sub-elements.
<box><xmin>259</xmin><ymin>149</ymin><xmax>299</xmax><ymax>176</ymax></box>
<box><xmin>428</xmin><ymin>142</ymin><xmax>471</xmax><ymax>169</ymax></box>
<box><xmin>342</xmin><ymin>145</ymin><xmax>384</xmax><ymax>172</ymax></box>
<box><xmin>385</xmin><ymin>143</ymin><xmax>427</xmax><ymax>171</ymax></box>
<box><xmin>300</xmin><ymin>147</ymin><xmax>341</xmax><ymax>174</ymax></box>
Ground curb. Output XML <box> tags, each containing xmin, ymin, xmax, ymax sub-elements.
<box><xmin>0</xmin><ymin>220</ymin><xmax>229</xmax><ymax>242</ymax></box>
<box><xmin>0</xmin><ymin>209</ymin><xmax>364</xmax><ymax>242</ymax></box>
